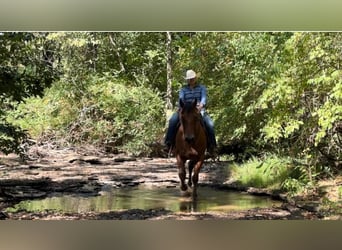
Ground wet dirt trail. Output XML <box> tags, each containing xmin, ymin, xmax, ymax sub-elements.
<box><xmin>0</xmin><ymin>147</ymin><xmax>319</xmax><ymax>220</ymax></box>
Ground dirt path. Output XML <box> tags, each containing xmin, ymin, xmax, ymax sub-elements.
<box><xmin>0</xmin><ymin>147</ymin><xmax>319</xmax><ymax>220</ymax></box>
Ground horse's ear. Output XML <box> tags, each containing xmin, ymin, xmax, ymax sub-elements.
<box><xmin>180</xmin><ymin>98</ymin><xmax>184</xmax><ymax>108</ymax></box>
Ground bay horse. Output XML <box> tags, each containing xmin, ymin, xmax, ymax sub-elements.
<box><xmin>174</xmin><ymin>99</ymin><xmax>207</xmax><ymax>198</ymax></box>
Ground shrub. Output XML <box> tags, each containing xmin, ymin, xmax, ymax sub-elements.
<box><xmin>87</xmin><ymin>77</ymin><xmax>165</xmax><ymax>155</ymax></box>
<box><xmin>230</xmin><ymin>155</ymin><xmax>293</xmax><ymax>189</ymax></box>
<box><xmin>230</xmin><ymin>153</ymin><xmax>320</xmax><ymax>196</ymax></box>
<box><xmin>7</xmin><ymin>76</ymin><xmax>165</xmax><ymax>156</ymax></box>
<box><xmin>0</xmin><ymin>120</ymin><xmax>27</xmax><ymax>155</ymax></box>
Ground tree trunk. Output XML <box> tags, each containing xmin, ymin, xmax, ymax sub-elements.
<box><xmin>166</xmin><ymin>32</ymin><xmax>173</xmax><ymax>111</ymax></box>
<box><xmin>109</xmin><ymin>33</ymin><xmax>126</xmax><ymax>73</ymax></box>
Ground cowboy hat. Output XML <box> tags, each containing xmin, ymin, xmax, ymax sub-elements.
<box><xmin>185</xmin><ymin>70</ymin><xmax>197</xmax><ymax>80</ymax></box>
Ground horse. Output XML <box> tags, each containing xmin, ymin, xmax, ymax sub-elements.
<box><xmin>174</xmin><ymin>99</ymin><xmax>207</xmax><ymax>198</ymax></box>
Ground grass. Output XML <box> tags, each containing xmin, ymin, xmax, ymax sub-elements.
<box><xmin>230</xmin><ymin>155</ymin><xmax>292</xmax><ymax>190</ymax></box>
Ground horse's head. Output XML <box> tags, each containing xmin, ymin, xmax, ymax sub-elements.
<box><xmin>179</xmin><ymin>99</ymin><xmax>202</xmax><ymax>144</ymax></box>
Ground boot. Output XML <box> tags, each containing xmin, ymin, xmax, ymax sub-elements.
<box><xmin>164</xmin><ymin>141</ymin><xmax>173</xmax><ymax>156</ymax></box>
<box><xmin>206</xmin><ymin>143</ymin><xmax>218</xmax><ymax>160</ymax></box>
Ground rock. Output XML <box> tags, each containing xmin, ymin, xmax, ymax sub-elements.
<box><xmin>88</xmin><ymin>176</ymin><xmax>99</xmax><ymax>181</ymax></box>
<box><xmin>246</xmin><ymin>187</ymin><xmax>271</xmax><ymax>196</ymax></box>
<box><xmin>282</xmin><ymin>203</ymin><xmax>300</xmax><ymax>213</ymax></box>
<box><xmin>79</xmin><ymin>184</ymin><xmax>99</xmax><ymax>193</ymax></box>
<box><xmin>81</xmin><ymin>156</ymin><xmax>101</xmax><ymax>164</ymax></box>
<box><xmin>29</xmin><ymin>165</ymin><xmax>41</xmax><ymax>169</ymax></box>
<box><xmin>114</xmin><ymin>157</ymin><xmax>137</xmax><ymax>162</ymax></box>
<box><xmin>0</xmin><ymin>178</ymin><xmax>51</xmax><ymax>187</ymax></box>
<box><xmin>67</xmin><ymin>157</ymin><xmax>81</xmax><ymax>163</ymax></box>
<box><xmin>3</xmin><ymin>187</ymin><xmax>47</xmax><ymax>199</ymax></box>
<box><xmin>0</xmin><ymin>211</ymin><xmax>9</xmax><ymax>220</ymax></box>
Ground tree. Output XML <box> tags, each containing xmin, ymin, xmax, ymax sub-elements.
<box><xmin>169</xmin><ymin>32</ymin><xmax>341</xmax><ymax>169</ymax></box>
<box><xmin>166</xmin><ymin>32</ymin><xmax>173</xmax><ymax>111</ymax></box>
<box><xmin>0</xmin><ymin>32</ymin><xmax>59</xmax><ymax>101</ymax></box>
<box><xmin>0</xmin><ymin>32</ymin><xmax>60</xmax><ymax>154</ymax></box>
<box><xmin>260</xmin><ymin>32</ymin><xmax>342</xmax><ymax>167</ymax></box>
<box><xmin>3</xmin><ymin>31</ymin><xmax>341</xmax><ymax>169</ymax></box>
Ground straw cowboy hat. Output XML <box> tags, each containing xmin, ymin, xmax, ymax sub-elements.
<box><xmin>185</xmin><ymin>70</ymin><xmax>197</xmax><ymax>80</ymax></box>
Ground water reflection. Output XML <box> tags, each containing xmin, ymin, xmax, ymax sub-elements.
<box><xmin>179</xmin><ymin>197</ymin><xmax>198</xmax><ymax>212</ymax></box>
<box><xmin>6</xmin><ymin>185</ymin><xmax>281</xmax><ymax>213</ymax></box>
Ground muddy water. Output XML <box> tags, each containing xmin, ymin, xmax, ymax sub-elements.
<box><xmin>6</xmin><ymin>185</ymin><xmax>281</xmax><ymax>214</ymax></box>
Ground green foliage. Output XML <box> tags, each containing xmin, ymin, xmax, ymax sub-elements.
<box><xmin>86</xmin><ymin>76</ymin><xmax>165</xmax><ymax>154</ymax></box>
<box><xmin>0</xmin><ymin>32</ymin><xmax>60</xmax><ymax>154</ymax></box>
<box><xmin>7</xmin><ymin>94</ymin><xmax>73</xmax><ymax>139</ymax></box>
<box><xmin>319</xmin><ymin>197</ymin><xmax>342</xmax><ymax>218</ymax></box>
<box><xmin>2</xmin><ymin>32</ymin><xmax>167</xmax><ymax>155</ymax></box>
<box><xmin>1</xmin><ymin>32</ymin><xmax>341</xmax><ymax>180</ymax></box>
<box><xmin>215</xmin><ymin>33</ymin><xmax>336</xmax><ymax>161</ymax></box>
<box><xmin>230</xmin><ymin>155</ymin><xmax>292</xmax><ymax>189</ymax></box>
<box><xmin>173</xmin><ymin>32</ymin><xmax>341</xmax><ymax>172</ymax></box>
<box><xmin>259</xmin><ymin>33</ymin><xmax>341</xmax><ymax>166</ymax></box>
<box><xmin>8</xmin><ymin>76</ymin><xmax>165</xmax><ymax>156</ymax></box>
<box><xmin>46</xmin><ymin>32</ymin><xmax>167</xmax><ymax>92</ymax></box>
<box><xmin>171</xmin><ymin>32</ymin><xmax>291</xmax><ymax>145</ymax></box>
<box><xmin>0</xmin><ymin>120</ymin><xmax>27</xmax><ymax>155</ymax></box>
<box><xmin>230</xmin><ymin>154</ymin><xmax>319</xmax><ymax>196</ymax></box>
<box><xmin>281</xmin><ymin>178</ymin><xmax>307</xmax><ymax>196</ymax></box>
<box><xmin>0</xmin><ymin>32</ymin><xmax>60</xmax><ymax>101</ymax></box>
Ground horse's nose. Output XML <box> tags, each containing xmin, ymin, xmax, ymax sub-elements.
<box><xmin>185</xmin><ymin>135</ymin><xmax>195</xmax><ymax>144</ymax></box>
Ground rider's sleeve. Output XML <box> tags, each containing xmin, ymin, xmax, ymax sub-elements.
<box><xmin>179</xmin><ymin>87</ymin><xmax>185</xmax><ymax>104</ymax></box>
<box><xmin>200</xmin><ymin>85</ymin><xmax>207</xmax><ymax>106</ymax></box>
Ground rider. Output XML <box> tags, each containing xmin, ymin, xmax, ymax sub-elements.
<box><xmin>164</xmin><ymin>69</ymin><xmax>217</xmax><ymax>155</ymax></box>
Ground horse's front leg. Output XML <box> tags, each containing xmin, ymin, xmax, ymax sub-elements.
<box><xmin>192</xmin><ymin>159</ymin><xmax>204</xmax><ymax>198</ymax></box>
<box><xmin>188</xmin><ymin>160</ymin><xmax>195</xmax><ymax>187</ymax></box>
<box><xmin>177</xmin><ymin>156</ymin><xmax>187</xmax><ymax>191</ymax></box>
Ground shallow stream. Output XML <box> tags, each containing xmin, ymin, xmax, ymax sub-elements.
<box><xmin>6</xmin><ymin>185</ymin><xmax>281</xmax><ymax>213</ymax></box>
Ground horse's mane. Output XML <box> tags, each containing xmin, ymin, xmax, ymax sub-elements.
<box><xmin>183</xmin><ymin>102</ymin><xmax>195</xmax><ymax>112</ymax></box>
<box><xmin>180</xmin><ymin>99</ymin><xmax>197</xmax><ymax>113</ymax></box>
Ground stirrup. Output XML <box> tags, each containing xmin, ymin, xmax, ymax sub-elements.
<box><xmin>167</xmin><ymin>145</ymin><xmax>174</xmax><ymax>157</ymax></box>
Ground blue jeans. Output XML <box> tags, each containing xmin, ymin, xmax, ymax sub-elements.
<box><xmin>164</xmin><ymin>112</ymin><xmax>217</xmax><ymax>149</ymax></box>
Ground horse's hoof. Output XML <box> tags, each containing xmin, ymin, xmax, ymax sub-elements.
<box><xmin>180</xmin><ymin>185</ymin><xmax>188</xmax><ymax>192</ymax></box>
<box><xmin>180</xmin><ymin>187</ymin><xmax>192</xmax><ymax>197</ymax></box>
